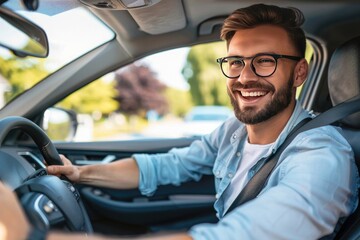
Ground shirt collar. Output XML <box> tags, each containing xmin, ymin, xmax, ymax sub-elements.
<box><xmin>230</xmin><ymin>101</ymin><xmax>312</xmax><ymax>154</ymax></box>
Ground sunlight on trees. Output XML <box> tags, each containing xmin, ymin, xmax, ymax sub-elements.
<box><xmin>165</xmin><ymin>88</ymin><xmax>192</xmax><ymax>117</ymax></box>
<box><xmin>0</xmin><ymin>57</ymin><xmax>48</xmax><ymax>104</ymax></box>
<box><xmin>182</xmin><ymin>41</ymin><xmax>230</xmax><ymax>107</ymax></box>
<box><xmin>57</xmin><ymin>79</ymin><xmax>118</xmax><ymax>117</ymax></box>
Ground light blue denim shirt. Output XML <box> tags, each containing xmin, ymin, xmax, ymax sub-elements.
<box><xmin>133</xmin><ymin>102</ymin><xmax>359</xmax><ymax>240</ymax></box>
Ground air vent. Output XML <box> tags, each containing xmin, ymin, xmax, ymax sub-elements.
<box><xmin>18</xmin><ymin>152</ymin><xmax>46</xmax><ymax>170</ymax></box>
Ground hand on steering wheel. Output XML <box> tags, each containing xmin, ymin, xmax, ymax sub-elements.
<box><xmin>47</xmin><ymin>155</ymin><xmax>81</xmax><ymax>183</ymax></box>
<box><xmin>0</xmin><ymin>116</ymin><xmax>93</xmax><ymax>234</ymax></box>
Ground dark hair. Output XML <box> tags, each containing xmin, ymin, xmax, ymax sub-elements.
<box><xmin>221</xmin><ymin>4</ymin><xmax>306</xmax><ymax>57</ymax></box>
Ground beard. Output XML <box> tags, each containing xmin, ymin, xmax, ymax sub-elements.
<box><xmin>228</xmin><ymin>77</ymin><xmax>294</xmax><ymax>125</ymax></box>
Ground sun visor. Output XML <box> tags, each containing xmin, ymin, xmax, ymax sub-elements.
<box><xmin>129</xmin><ymin>0</ymin><xmax>186</xmax><ymax>34</ymax></box>
<box><xmin>79</xmin><ymin>0</ymin><xmax>186</xmax><ymax>35</ymax></box>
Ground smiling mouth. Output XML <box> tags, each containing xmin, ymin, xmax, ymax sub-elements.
<box><xmin>237</xmin><ymin>90</ymin><xmax>269</xmax><ymax>101</ymax></box>
<box><xmin>240</xmin><ymin>91</ymin><xmax>267</xmax><ymax>97</ymax></box>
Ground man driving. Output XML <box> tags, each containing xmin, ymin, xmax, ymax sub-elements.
<box><xmin>0</xmin><ymin>3</ymin><xmax>358</xmax><ymax>240</ymax></box>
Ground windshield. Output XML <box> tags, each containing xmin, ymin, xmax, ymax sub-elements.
<box><xmin>0</xmin><ymin>5</ymin><xmax>115</xmax><ymax>109</ymax></box>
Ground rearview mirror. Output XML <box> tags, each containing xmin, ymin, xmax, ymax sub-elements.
<box><xmin>0</xmin><ymin>6</ymin><xmax>49</xmax><ymax>58</ymax></box>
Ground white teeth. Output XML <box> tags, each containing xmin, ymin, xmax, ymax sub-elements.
<box><xmin>241</xmin><ymin>91</ymin><xmax>266</xmax><ymax>97</ymax></box>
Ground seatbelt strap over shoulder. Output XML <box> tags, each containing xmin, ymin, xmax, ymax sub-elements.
<box><xmin>225</xmin><ymin>95</ymin><xmax>360</xmax><ymax>216</ymax></box>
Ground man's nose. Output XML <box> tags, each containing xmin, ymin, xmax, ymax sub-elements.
<box><xmin>237</xmin><ymin>61</ymin><xmax>258</xmax><ymax>84</ymax></box>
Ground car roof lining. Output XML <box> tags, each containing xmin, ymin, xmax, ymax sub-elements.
<box><xmin>87</xmin><ymin>0</ymin><xmax>360</xmax><ymax>59</ymax></box>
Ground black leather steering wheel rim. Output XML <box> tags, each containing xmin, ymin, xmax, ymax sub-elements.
<box><xmin>0</xmin><ymin>116</ymin><xmax>93</xmax><ymax>233</ymax></box>
<box><xmin>0</xmin><ymin>116</ymin><xmax>63</xmax><ymax>165</ymax></box>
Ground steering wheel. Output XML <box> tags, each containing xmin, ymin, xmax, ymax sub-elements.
<box><xmin>0</xmin><ymin>116</ymin><xmax>93</xmax><ymax>233</ymax></box>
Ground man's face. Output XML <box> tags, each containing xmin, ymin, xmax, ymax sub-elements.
<box><xmin>226</xmin><ymin>25</ymin><xmax>299</xmax><ymax>125</ymax></box>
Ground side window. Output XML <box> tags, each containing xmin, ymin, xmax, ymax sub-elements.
<box><xmin>48</xmin><ymin>40</ymin><xmax>316</xmax><ymax>142</ymax></box>
<box><xmin>50</xmin><ymin>42</ymin><xmax>231</xmax><ymax>142</ymax></box>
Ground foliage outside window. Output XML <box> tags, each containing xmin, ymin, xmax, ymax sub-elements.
<box><xmin>0</xmin><ymin>37</ymin><xmax>314</xmax><ymax>141</ymax></box>
<box><xmin>53</xmin><ymin>42</ymin><xmax>230</xmax><ymax>141</ymax></box>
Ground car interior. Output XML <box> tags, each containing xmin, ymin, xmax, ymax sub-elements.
<box><xmin>1</xmin><ymin>0</ymin><xmax>360</xmax><ymax>239</ymax></box>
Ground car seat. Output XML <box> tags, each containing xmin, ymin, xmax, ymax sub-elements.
<box><xmin>328</xmin><ymin>36</ymin><xmax>360</xmax><ymax>240</ymax></box>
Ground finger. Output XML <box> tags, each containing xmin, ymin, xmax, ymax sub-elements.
<box><xmin>59</xmin><ymin>154</ymin><xmax>73</xmax><ymax>166</ymax></box>
<box><xmin>47</xmin><ymin>165</ymin><xmax>74</xmax><ymax>176</ymax></box>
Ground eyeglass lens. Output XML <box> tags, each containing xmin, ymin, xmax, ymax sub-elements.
<box><xmin>222</xmin><ymin>55</ymin><xmax>277</xmax><ymax>78</ymax></box>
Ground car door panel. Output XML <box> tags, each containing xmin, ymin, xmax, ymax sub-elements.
<box><xmin>52</xmin><ymin>138</ymin><xmax>218</xmax><ymax>235</ymax></box>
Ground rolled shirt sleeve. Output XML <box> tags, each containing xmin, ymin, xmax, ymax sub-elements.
<box><xmin>133</xmin><ymin>116</ymin><xmax>242</xmax><ymax>196</ymax></box>
<box><xmin>133</xmin><ymin>139</ymin><xmax>217</xmax><ymax>196</ymax></box>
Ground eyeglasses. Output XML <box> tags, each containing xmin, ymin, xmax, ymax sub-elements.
<box><xmin>216</xmin><ymin>53</ymin><xmax>302</xmax><ymax>78</ymax></box>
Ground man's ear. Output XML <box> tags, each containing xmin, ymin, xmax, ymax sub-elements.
<box><xmin>293</xmin><ymin>58</ymin><xmax>309</xmax><ymax>87</ymax></box>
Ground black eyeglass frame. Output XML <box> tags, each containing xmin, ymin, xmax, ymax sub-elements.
<box><xmin>216</xmin><ymin>53</ymin><xmax>302</xmax><ymax>78</ymax></box>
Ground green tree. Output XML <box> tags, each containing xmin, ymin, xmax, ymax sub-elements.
<box><xmin>182</xmin><ymin>41</ymin><xmax>229</xmax><ymax>107</ymax></box>
<box><xmin>0</xmin><ymin>56</ymin><xmax>48</xmax><ymax>103</ymax></box>
<box><xmin>165</xmin><ymin>87</ymin><xmax>192</xmax><ymax>117</ymax></box>
<box><xmin>0</xmin><ymin>55</ymin><xmax>118</xmax><ymax>117</ymax></box>
<box><xmin>57</xmin><ymin>78</ymin><xmax>118</xmax><ymax>116</ymax></box>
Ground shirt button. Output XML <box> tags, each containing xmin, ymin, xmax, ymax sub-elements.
<box><xmin>215</xmin><ymin>194</ymin><xmax>220</xmax><ymax>199</ymax></box>
<box><xmin>228</xmin><ymin>173</ymin><xmax>233</xmax><ymax>178</ymax></box>
<box><xmin>236</xmin><ymin>152</ymin><xmax>241</xmax><ymax>157</ymax></box>
<box><xmin>232</xmin><ymin>135</ymin><xmax>237</xmax><ymax>139</ymax></box>
<box><xmin>216</xmin><ymin>213</ymin><xmax>220</xmax><ymax>218</ymax></box>
<box><xmin>216</xmin><ymin>171</ymin><xmax>220</xmax><ymax>176</ymax></box>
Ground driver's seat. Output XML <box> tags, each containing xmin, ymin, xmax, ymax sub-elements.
<box><xmin>327</xmin><ymin>36</ymin><xmax>360</xmax><ymax>239</ymax></box>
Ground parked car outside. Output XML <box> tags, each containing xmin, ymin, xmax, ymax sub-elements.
<box><xmin>182</xmin><ymin>105</ymin><xmax>233</xmax><ymax>137</ymax></box>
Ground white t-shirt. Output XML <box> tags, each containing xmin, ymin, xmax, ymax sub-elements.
<box><xmin>223</xmin><ymin>140</ymin><xmax>273</xmax><ymax>212</ymax></box>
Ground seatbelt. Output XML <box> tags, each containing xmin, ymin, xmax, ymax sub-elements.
<box><xmin>225</xmin><ymin>94</ymin><xmax>360</xmax><ymax>216</ymax></box>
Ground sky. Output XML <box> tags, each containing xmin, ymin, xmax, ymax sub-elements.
<box><xmin>142</xmin><ymin>48</ymin><xmax>190</xmax><ymax>90</ymax></box>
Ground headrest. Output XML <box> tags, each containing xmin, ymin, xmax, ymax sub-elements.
<box><xmin>328</xmin><ymin>36</ymin><xmax>360</xmax><ymax>128</ymax></box>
